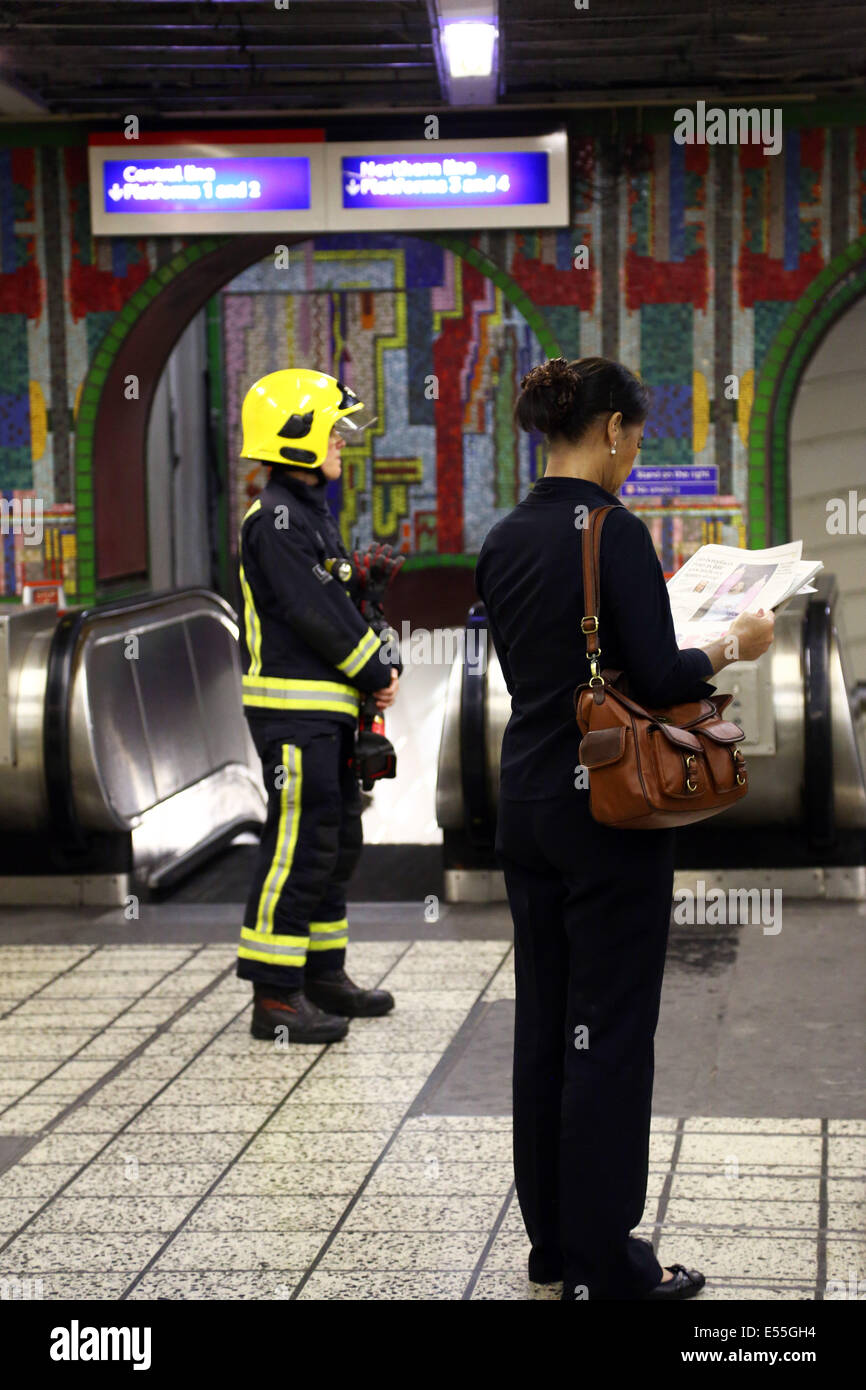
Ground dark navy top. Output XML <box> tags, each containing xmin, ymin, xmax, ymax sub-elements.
<box><xmin>474</xmin><ymin>476</ymin><xmax>716</xmax><ymax>800</ymax></box>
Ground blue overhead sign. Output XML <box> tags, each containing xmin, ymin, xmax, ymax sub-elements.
<box><xmin>101</xmin><ymin>156</ymin><xmax>312</xmax><ymax>215</ymax></box>
<box><xmin>340</xmin><ymin>151</ymin><xmax>549</xmax><ymax>211</ymax></box>
<box><xmin>622</xmin><ymin>466</ymin><xmax>720</xmax><ymax>497</ymax></box>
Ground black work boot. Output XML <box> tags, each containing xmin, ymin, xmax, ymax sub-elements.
<box><xmin>305</xmin><ymin>968</ymin><xmax>394</xmax><ymax>1018</ymax></box>
<box><xmin>250</xmin><ymin>985</ymin><xmax>349</xmax><ymax>1044</ymax></box>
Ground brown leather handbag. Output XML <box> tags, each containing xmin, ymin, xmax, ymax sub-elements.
<box><xmin>573</xmin><ymin>506</ymin><xmax>749</xmax><ymax>829</ymax></box>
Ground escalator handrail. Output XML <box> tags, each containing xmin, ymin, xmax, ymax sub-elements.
<box><xmin>460</xmin><ymin>603</ymin><xmax>495</xmax><ymax>847</ymax></box>
<box><xmin>802</xmin><ymin>573</ymin><xmax>838</xmax><ymax>850</ymax></box>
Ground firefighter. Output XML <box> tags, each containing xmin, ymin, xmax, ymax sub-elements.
<box><xmin>236</xmin><ymin>368</ymin><xmax>404</xmax><ymax>1044</ymax></box>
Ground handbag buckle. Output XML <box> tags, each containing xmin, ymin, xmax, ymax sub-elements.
<box><xmin>580</xmin><ymin>616</ymin><xmax>599</xmax><ymax>634</ymax></box>
<box><xmin>588</xmin><ymin>650</ymin><xmax>605</xmax><ymax>687</ymax></box>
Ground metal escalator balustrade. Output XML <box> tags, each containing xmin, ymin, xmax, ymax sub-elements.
<box><xmin>0</xmin><ymin>589</ymin><xmax>266</xmax><ymax>904</ymax></box>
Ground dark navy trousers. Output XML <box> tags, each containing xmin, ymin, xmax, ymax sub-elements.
<box><xmin>496</xmin><ymin>790</ymin><xmax>675</xmax><ymax>1301</ymax></box>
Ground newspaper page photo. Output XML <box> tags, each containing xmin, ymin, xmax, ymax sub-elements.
<box><xmin>666</xmin><ymin>541</ymin><xmax>823</xmax><ymax>648</ymax></box>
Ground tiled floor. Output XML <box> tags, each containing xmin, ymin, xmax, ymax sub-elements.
<box><xmin>0</xmin><ymin>940</ymin><xmax>862</xmax><ymax>1301</ymax></box>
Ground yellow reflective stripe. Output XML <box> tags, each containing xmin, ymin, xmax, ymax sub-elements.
<box><xmin>242</xmin><ymin>677</ymin><xmax>359</xmax><ymax>694</ymax></box>
<box><xmin>309</xmin><ymin>918</ymin><xmax>348</xmax><ymax>936</ymax></box>
<box><xmin>238</xmin><ymin>925</ymin><xmax>308</xmax><ymax>968</ymax></box>
<box><xmin>308</xmin><ymin>918</ymin><xmax>349</xmax><ymax>952</ymax></box>
<box><xmin>254</xmin><ymin>744</ymin><xmax>302</xmax><ymax>937</ymax></box>
<box><xmin>243</xmin><ymin>694</ymin><xmax>357</xmax><ymax>713</ymax></box>
<box><xmin>239</xmin><ymin>561</ymin><xmax>263</xmax><ymax>676</ymax></box>
<box><xmin>308</xmin><ymin>921</ymin><xmax>349</xmax><ymax>951</ymax></box>
<box><xmin>242</xmin><ymin>675</ymin><xmax>361</xmax><ymax>715</ymax></box>
<box><xmin>336</xmin><ymin>627</ymin><xmax>382</xmax><ymax>679</ymax></box>
<box><xmin>239</xmin><ymin>499</ymin><xmax>263</xmax><ymax>675</ymax></box>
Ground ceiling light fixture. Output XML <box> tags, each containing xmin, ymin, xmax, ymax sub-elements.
<box><xmin>442</xmin><ymin>21</ymin><xmax>498</xmax><ymax>78</ymax></box>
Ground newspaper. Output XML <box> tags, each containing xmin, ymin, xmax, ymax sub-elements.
<box><xmin>666</xmin><ymin>540</ymin><xmax>823</xmax><ymax>648</ymax></box>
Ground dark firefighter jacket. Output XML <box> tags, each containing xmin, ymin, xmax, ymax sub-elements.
<box><xmin>238</xmin><ymin>468</ymin><xmax>396</xmax><ymax>726</ymax></box>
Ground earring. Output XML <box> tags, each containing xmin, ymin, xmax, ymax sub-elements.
<box><xmin>610</xmin><ymin>446</ymin><xmax>616</xmax><ymax>455</ymax></box>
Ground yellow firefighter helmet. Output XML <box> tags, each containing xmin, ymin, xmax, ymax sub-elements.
<box><xmin>240</xmin><ymin>368</ymin><xmax>376</xmax><ymax>469</ymax></box>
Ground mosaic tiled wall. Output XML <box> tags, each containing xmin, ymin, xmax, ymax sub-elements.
<box><xmin>222</xmin><ymin>236</ymin><xmax>551</xmax><ymax>557</ymax></box>
<box><xmin>2</xmin><ymin>123</ymin><xmax>866</xmax><ymax>596</ymax></box>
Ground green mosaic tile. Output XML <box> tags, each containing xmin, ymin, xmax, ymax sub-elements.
<box><xmin>640</xmin><ymin>304</ymin><xmax>692</xmax><ymax>382</ymax></box>
<box><xmin>641</xmin><ymin>437</ymin><xmax>693</xmax><ymax>468</ymax></box>
<box><xmin>544</xmin><ymin>306</ymin><xmax>578</xmax><ymax>360</ymax></box>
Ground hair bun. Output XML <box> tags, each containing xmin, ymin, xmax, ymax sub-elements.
<box><xmin>519</xmin><ymin>357</ymin><xmax>581</xmax><ymax>413</ymax></box>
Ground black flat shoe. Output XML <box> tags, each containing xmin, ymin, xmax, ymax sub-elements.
<box><xmin>643</xmin><ymin>1263</ymin><xmax>706</xmax><ymax>1300</ymax></box>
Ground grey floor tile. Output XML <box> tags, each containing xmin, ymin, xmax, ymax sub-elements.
<box><xmin>0</xmin><ymin>1164</ymin><xmax>80</xmax><ymax>1199</ymax></box>
<box><xmin>471</xmin><ymin>1271</ymin><xmax>562</xmax><ymax>1300</ymax></box>
<box><xmin>25</xmin><ymin>1195</ymin><xmax>196</xmax><ymax>1235</ymax></box>
<box><xmin>64</xmin><ymin>1162</ymin><xmax>228</xmax><ymax>1198</ymax></box>
<box><xmin>320</xmin><ymin>1230</ymin><xmax>486</xmax><ymax>1271</ymax></box>
<box><xmin>125</xmin><ymin>1105</ymin><xmax>274</xmax><ymax>1134</ymax></box>
<box><xmin>217</xmin><ymin>1162</ymin><xmax>371</xmax><ymax>1197</ymax></box>
<box><xmin>265</xmin><ymin>1103</ymin><xmax>407</xmax><ymax>1132</ymax></box>
<box><xmin>243</xmin><ymin>1130</ymin><xmax>391</xmax><ymax>1165</ymax></box>
<box><xmin>365</xmin><ymin>1162</ymin><xmax>513</xmax><ymax>1196</ymax></box>
<box><xmin>154</xmin><ymin>1228</ymin><xmax>330</xmax><ymax>1271</ymax></box>
<box><xmin>126</xmin><ymin>1270</ymin><xmax>309</xmax><ymax>1300</ymax></box>
<box><xmin>341</xmin><ymin>1194</ymin><xmax>503</xmax><ymax>1231</ymax></box>
<box><xmin>0</xmin><ymin>1230</ymin><xmax>168</xmax><ymax>1272</ymax></box>
<box><xmin>296</xmin><ymin>1270</ymin><xmax>468</xmax><ymax>1300</ymax></box>
<box><xmin>17</xmin><ymin>1132</ymin><xmax>114</xmax><ymax>1165</ymax></box>
<box><xmin>97</xmin><ymin>1133</ymin><xmax>246</xmax><ymax>1165</ymax></box>
<box><xmin>0</xmin><ymin>1194</ymin><xmax>47</xmax><ymax>1233</ymax></box>
<box><xmin>664</xmin><ymin>1197</ymin><xmax>820</xmax><ymax>1230</ymax></box>
<box><xmin>0</xmin><ymin>1272</ymin><xmax>136</xmax><ymax>1300</ymax></box>
<box><xmin>652</xmin><ymin>1234</ymin><xmax>816</xmax><ymax>1283</ymax></box>
<box><xmin>184</xmin><ymin>1194</ymin><xmax>346</xmax><ymax>1232</ymax></box>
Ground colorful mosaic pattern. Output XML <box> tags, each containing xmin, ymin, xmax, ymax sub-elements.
<box><xmin>0</xmin><ymin>123</ymin><xmax>865</xmax><ymax>595</ymax></box>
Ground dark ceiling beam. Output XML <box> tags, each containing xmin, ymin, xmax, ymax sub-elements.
<box><xmin>8</xmin><ymin>57</ymin><xmax>436</xmax><ymax>73</ymax></box>
<box><xmin>500</xmin><ymin>0</ymin><xmax>866</xmax><ymax>18</ymax></box>
<box><xmin>42</xmin><ymin>85</ymin><xmax>445</xmax><ymax>107</ymax></box>
<box><xmin>0</xmin><ymin>28</ymin><xmax>434</xmax><ymax>42</ymax></box>
<box><xmin>504</xmin><ymin>37</ymin><xmax>866</xmax><ymax>55</ymax></box>
<box><xmin>502</xmin><ymin>79</ymin><xmax>864</xmax><ymax>102</ymax></box>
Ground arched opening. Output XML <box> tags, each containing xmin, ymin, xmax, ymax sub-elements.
<box><xmin>747</xmin><ymin>230</ymin><xmax>866</xmax><ymax>550</ymax></box>
<box><xmin>790</xmin><ymin>293</ymin><xmax>866</xmax><ymax>683</ymax></box>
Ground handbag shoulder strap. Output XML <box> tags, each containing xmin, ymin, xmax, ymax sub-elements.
<box><xmin>580</xmin><ymin>504</ymin><xmax>617</xmax><ymax>668</ymax></box>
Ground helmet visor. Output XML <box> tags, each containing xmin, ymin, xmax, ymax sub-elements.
<box><xmin>333</xmin><ymin>406</ymin><xmax>378</xmax><ymax>438</ymax></box>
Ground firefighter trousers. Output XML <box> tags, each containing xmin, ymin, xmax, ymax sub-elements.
<box><xmin>237</xmin><ymin>716</ymin><xmax>362</xmax><ymax>989</ymax></box>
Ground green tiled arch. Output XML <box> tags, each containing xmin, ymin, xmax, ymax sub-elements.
<box><xmin>420</xmin><ymin>232</ymin><xmax>563</xmax><ymax>359</ymax></box>
<box><xmin>73</xmin><ymin>237</ymin><xmax>227</xmax><ymax>604</ymax></box>
<box><xmin>748</xmin><ymin>230</ymin><xmax>866</xmax><ymax>547</ymax></box>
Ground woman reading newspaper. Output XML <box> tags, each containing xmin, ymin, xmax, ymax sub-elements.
<box><xmin>475</xmin><ymin>357</ymin><xmax>775</xmax><ymax>1301</ymax></box>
